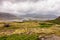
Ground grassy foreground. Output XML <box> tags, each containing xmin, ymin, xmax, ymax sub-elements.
<box><xmin>0</xmin><ymin>21</ymin><xmax>60</xmax><ymax>40</ymax></box>
<box><xmin>0</xmin><ymin>34</ymin><xmax>39</xmax><ymax>40</ymax></box>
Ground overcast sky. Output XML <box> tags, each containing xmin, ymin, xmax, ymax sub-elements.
<box><xmin>0</xmin><ymin>0</ymin><xmax>60</xmax><ymax>16</ymax></box>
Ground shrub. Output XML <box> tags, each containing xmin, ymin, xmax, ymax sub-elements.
<box><xmin>4</xmin><ymin>24</ymin><xmax>10</xmax><ymax>27</ymax></box>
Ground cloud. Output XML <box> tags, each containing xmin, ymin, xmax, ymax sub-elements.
<box><xmin>0</xmin><ymin>0</ymin><xmax>60</xmax><ymax>16</ymax></box>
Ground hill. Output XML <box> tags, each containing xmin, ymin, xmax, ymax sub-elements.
<box><xmin>0</xmin><ymin>12</ymin><xmax>17</xmax><ymax>20</ymax></box>
<box><xmin>47</xmin><ymin>16</ymin><xmax>60</xmax><ymax>24</ymax></box>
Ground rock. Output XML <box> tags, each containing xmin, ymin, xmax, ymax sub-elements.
<box><xmin>4</xmin><ymin>24</ymin><xmax>10</xmax><ymax>27</ymax></box>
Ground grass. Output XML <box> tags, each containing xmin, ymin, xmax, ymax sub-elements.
<box><xmin>38</xmin><ymin>23</ymin><xmax>53</xmax><ymax>28</ymax></box>
<box><xmin>0</xmin><ymin>21</ymin><xmax>54</xmax><ymax>28</ymax></box>
<box><xmin>0</xmin><ymin>34</ymin><xmax>38</xmax><ymax>40</ymax></box>
<box><xmin>0</xmin><ymin>21</ymin><xmax>60</xmax><ymax>40</ymax></box>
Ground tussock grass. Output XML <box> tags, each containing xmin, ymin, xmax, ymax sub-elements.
<box><xmin>0</xmin><ymin>34</ymin><xmax>38</xmax><ymax>40</ymax></box>
<box><xmin>0</xmin><ymin>21</ymin><xmax>60</xmax><ymax>38</ymax></box>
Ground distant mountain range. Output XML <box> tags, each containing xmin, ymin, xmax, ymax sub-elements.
<box><xmin>0</xmin><ymin>12</ymin><xmax>58</xmax><ymax>21</ymax></box>
<box><xmin>19</xmin><ymin>14</ymin><xmax>58</xmax><ymax>20</ymax></box>
<box><xmin>0</xmin><ymin>12</ymin><xmax>17</xmax><ymax>20</ymax></box>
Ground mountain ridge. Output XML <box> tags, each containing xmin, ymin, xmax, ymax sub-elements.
<box><xmin>19</xmin><ymin>14</ymin><xmax>57</xmax><ymax>20</ymax></box>
<box><xmin>0</xmin><ymin>12</ymin><xmax>17</xmax><ymax>20</ymax></box>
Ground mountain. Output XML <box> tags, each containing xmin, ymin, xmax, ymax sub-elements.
<box><xmin>0</xmin><ymin>12</ymin><xmax>17</xmax><ymax>20</ymax></box>
<box><xmin>47</xmin><ymin>16</ymin><xmax>60</xmax><ymax>24</ymax></box>
<box><xmin>19</xmin><ymin>14</ymin><xmax>57</xmax><ymax>20</ymax></box>
<box><xmin>0</xmin><ymin>12</ymin><xmax>57</xmax><ymax>21</ymax></box>
<box><xmin>55</xmin><ymin>16</ymin><xmax>60</xmax><ymax>21</ymax></box>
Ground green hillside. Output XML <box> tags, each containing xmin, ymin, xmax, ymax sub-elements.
<box><xmin>47</xmin><ymin>16</ymin><xmax>60</xmax><ymax>24</ymax></box>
